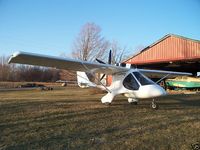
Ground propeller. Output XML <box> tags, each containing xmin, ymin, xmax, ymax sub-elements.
<box><xmin>108</xmin><ymin>49</ymin><xmax>112</xmax><ymax>64</ymax></box>
<box><xmin>96</xmin><ymin>50</ymin><xmax>112</xmax><ymax>81</ymax></box>
<box><xmin>96</xmin><ymin>58</ymin><xmax>106</xmax><ymax>64</ymax></box>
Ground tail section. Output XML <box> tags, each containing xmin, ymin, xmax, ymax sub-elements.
<box><xmin>77</xmin><ymin>71</ymin><xmax>96</xmax><ymax>88</ymax></box>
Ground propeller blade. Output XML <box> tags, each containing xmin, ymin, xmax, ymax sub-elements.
<box><xmin>96</xmin><ymin>58</ymin><xmax>106</xmax><ymax>64</ymax></box>
<box><xmin>100</xmin><ymin>74</ymin><xmax>106</xmax><ymax>81</ymax></box>
<box><xmin>108</xmin><ymin>50</ymin><xmax>112</xmax><ymax>64</ymax></box>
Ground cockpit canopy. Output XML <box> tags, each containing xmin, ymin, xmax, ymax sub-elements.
<box><xmin>123</xmin><ymin>71</ymin><xmax>154</xmax><ymax>90</ymax></box>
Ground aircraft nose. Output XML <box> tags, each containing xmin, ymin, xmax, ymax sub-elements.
<box><xmin>139</xmin><ymin>84</ymin><xmax>167</xmax><ymax>98</ymax></box>
<box><xmin>153</xmin><ymin>85</ymin><xmax>167</xmax><ymax>97</ymax></box>
<box><xmin>137</xmin><ymin>85</ymin><xmax>167</xmax><ymax>99</ymax></box>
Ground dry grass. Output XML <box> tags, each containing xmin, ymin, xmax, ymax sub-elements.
<box><xmin>0</xmin><ymin>87</ymin><xmax>200</xmax><ymax>150</ymax></box>
<box><xmin>89</xmin><ymin>88</ymin><xmax>107</xmax><ymax>94</ymax></box>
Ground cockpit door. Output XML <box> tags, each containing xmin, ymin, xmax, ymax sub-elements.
<box><xmin>123</xmin><ymin>73</ymin><xmax>140</xmax><ymax>90</ymax></box>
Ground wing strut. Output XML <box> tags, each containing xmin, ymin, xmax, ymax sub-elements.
<box><xmin>156</xmin><ymin>74</ymin><xmax>171</xmax><ymax>84</ymax></box>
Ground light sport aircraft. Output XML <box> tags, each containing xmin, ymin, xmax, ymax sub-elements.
<box><xmin>8</xmin><ymin>51</ymin><xmax>192</xmax><ymax>109</ymax></box>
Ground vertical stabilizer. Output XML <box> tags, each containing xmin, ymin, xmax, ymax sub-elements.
<box><xmin>77</xmin><ymin>71</ymin><xmax>96</xmax><ymax>88</ymax></box>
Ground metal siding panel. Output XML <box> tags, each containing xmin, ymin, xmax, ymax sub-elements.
<box><xmin>188</xmin><ymin>40</ymin><xmax>191</xmax><ymax>57</ymax></box>
<box><xmin>161</xmin><ymin>40</ymin><xmax>163</xmax><ymax>59</ymax></box>
<box><xmin>168</xmin><ymin>37</ymin><xmax>173</xmax><ymax>59</ymax></box>
<box><xmin>172</xmin><ymin>37</ymin><xmax>174</xmax><ymax>59</ymax></box>
<box><xmin>175</xmin><ymin>37</ymin><xmax>177</xmax><ymax>59</ymax></box>
<box><xmin>151</xmin><ymin>47</ymin><xmax>153</xmax><ymax>60</ymax></box>
<box><xmin>192</xmin><ymin>43</ymin><xmax>198</xmax><ymax>57</ymax></box>
<box><xmin>193</xmin><ymin>42</ymin><xmax>195</xmax><ymax>56</ymax></box>
<box><xmin>180</xmin><ymin>38</ymin><xmax>184</xmax><ymax>58</ymax></box>
<box><xmin>187</xmin><ymin>39</ymin><xmax>189</xmax><ymax>57</ymax></box>
<box><xmin>175</xmin><ymin>37</ymin><xmax>178</xmax><ymax>58</ymax></box>
<box><xmin>158</xmin><ymin>42</ymin><xmax>161</xmax><ymax>59</ymax></box>
<box><xmin>191</xmin><ymin>41</ymin><xmax>194</xmax><ymax>57</ymax></box>
<box><xmin>194</xmin><ymin>42</ymin><xmax>197</xmax><ymax>56</ymax></box>
<box><xmin>146</xmin><ymin>49</ymin><xmax>149</xmax><ymax>61</ymax></box>
<box><xmin>189</xmin><ymin>41</ymin><xmax>192</xmax><ymax>57</ymax></box>
<box><xmin>163</xmin><ymin>40</ymin><xmax>165</xmax><ymax>59</ymax></box>
<box><xmin>184</xmin><ymin>39</ymin><xmax>188</xmax><ymax>58</ymax></box>
<box><xmin>175</xmin><ymin>37</ymin><xmax>179</xmax><ymax>58</ymax></box>
<box><xmin>178</xmin><ymin>38</ymin><xmax>180</xmax><ymax>58</ymax></box>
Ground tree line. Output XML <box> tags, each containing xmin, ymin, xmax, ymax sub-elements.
<box><xmin>0</xmin><ymin>56</ymin><xmax>60</xmax><ymax>82</ymax></box>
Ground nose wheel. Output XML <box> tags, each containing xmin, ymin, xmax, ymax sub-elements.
<box><xmin>151</xmin><ymin>99</ymin><xmax>159</xmax><ymax>109</ymax></box>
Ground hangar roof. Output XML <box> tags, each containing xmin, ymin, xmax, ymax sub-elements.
<box><xmin>125</xmin><ymin>34</ymin><xmax>200</xmax><ymax>75</ymax></box>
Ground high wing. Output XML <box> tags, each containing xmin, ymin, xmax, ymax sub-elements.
<box><xmin>8</xmin><ymin>51</ymin><xmax>128</xmax><ymax>74</ymax></box>
<box><xmin>138</xmin><ymin>68</ymin><xmax>192</xmax><ymax>78</ymax></box>
<box><xmin>8</xmin><ymin>51</ymin><xmax>192</xmax><ymax>78</ymax></box>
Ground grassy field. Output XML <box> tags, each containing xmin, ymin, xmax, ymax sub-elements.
<box><xmin>0</xmin><ymin>87</ymin><xmax>200</xmax><ymax>150</ymax></box>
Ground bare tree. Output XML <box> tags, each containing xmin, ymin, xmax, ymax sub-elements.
<box><xmin>72</xmin><ymin>22</ymin><xmax>109</xmax><ymax>61</ymax></box>
<box><xmin>110</xmin><ymin>40</ymin><xmax>131</xmax><ymax>64</ymax></box>
<box><xmin>110</xmin><ymin>41</ymin><xmax>123</xmax><ymax>64</ymax></box>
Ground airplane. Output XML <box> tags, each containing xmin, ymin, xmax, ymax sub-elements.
<box><xmin>8</xmin><ymin>51</ymin><xmax>192</xmax><ymax>109</ymax></box>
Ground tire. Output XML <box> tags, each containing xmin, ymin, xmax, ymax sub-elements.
<box><xmin>151</xmin><ymin>102</ymin><xmax>159</xmax><ymax>110</ymax></box>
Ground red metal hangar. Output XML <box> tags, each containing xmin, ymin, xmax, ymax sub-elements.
<box><xmin>124</xmin><ymin>34</ymin><xmax>200</xmax><ymax>76</ymax></box>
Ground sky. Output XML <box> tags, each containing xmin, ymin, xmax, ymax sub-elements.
<box><xmin>0</xmin><ymin>0</ymin><xmax>200</xmax><ymax>57</ymax></box>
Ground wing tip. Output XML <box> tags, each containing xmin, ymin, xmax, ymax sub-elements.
<box><xmin>8</xmin><ymin>51</ymin><xmax>23</xmax><ymax>64</ymax></box>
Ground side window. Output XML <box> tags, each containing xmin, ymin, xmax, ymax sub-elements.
<box><xmin>123</xmin><ymin>74</ymin><xmax>139</xmax><ymax>90</ymax></box>
<box><xmin>133</xmin><ymin>72</ymin><xmax>154</xmax><ymax>85</ymax></box>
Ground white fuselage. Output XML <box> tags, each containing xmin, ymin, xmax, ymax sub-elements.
<box><xmin>101</xmin><ymin>69</ymin><xmax>166</xmax><ymax>103</ymax></box>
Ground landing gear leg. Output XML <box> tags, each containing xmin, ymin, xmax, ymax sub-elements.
<box><xmin>101</xmin><ymin>93</ymin><xmax>114</xmax><ymax>105</ymax></box>
<box><xmin>151</xmin><ymin>99</ymin><xmax>159</xmax><ymax>109</ymax></box>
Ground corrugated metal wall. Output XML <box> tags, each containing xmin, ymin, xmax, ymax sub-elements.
<box><xmin>126</xmin><ymin>35</ymin><xmax>200</xmax><ymax>64</ymax></box>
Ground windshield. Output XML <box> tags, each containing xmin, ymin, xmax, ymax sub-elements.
<box><xmin>132</xmin><ymin>72</ymin><xmax>154</xmax><ymax>85</ymax></box>
<box><xmin>123</xmin><ymin>73</ymin><xmax>139</xmax><ymax>90</ymax></box>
